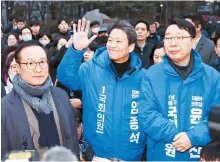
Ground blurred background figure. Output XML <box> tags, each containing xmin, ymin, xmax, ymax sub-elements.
<box><xmin>90</xmin><ymin>20</ymin><xmax>100</xmax><ymax>37</ymax></box>
<box><xmin>214</xmin><ymin>35</ymin><xmax>220</xmax><ymax>72</ymax></box>
<box><xmin>7</xmin><ymin>33</ymin><xmax>18</xmax><ymax>47</ymax></box>
<box><xmin>42</xmin><ymin>146</ymin><xmax>78</xmax><ymax>161</ymax></box>
<box><xmin>153</xmin><ymin>43</ymin><xmax>165</xmax><ymax>64</ymax></box>
<box><xmin>38</xmin><ymin>31</ymin><xmax>53</xmax><ymax>51</ymax></box>
<box><xmin>83</xmin><ymin>41</ymin><xmax>99</xmax><ymax>62</ymax></box>
<box><xmin>3</xmin><ymin>51</ymin><xmax>18</xmax><ymax>94</ymax></box>
<box><xmin>48</xmin><ymin>36</ymin><xmax>67</xmax><ymax>83</ymax></box>
<box><xmin>30</xmin><ymin>20</ymin><xmax>41</xmax><ymax>40</ymax></box>
<box><xmin>200</xmin><ymin>142</ymin><xmax>220</xmax><ymax>162</ymax></box>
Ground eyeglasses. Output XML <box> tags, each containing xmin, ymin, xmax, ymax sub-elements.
<box><xmin>10</xmin><ymin>64</ymin><xmax>17</xmax><ymax>72</ymax></box>
<box><xmin>164</xmin><ymin>36</ymin><xmax>191</xmax><ymax>44</ymax></box>
<box><xmin>20</xmin><ymin>60</ymin><xmax>48</xmax><ymax>70</ymax></box>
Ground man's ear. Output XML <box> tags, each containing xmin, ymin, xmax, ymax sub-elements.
<box><xmin>128</xmin><ymin>43</ymin><xmax>135</xmax><ymax>53</ymax></box>
<box><xmin>16</xmin><ymin>63</ymin><xmax>21</xmax><ymax>74</ymax></box>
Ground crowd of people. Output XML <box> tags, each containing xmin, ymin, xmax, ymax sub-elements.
<box><xmin>1</xmin><ymin>12</ymin><xmax>220</xmax><ymax>161</ymax></box>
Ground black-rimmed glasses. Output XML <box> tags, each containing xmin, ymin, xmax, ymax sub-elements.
<box><xmin>164</xmin><ymin>36</ymin><xmax>191</xmax><ymax>44</ymax></box>
<box><xmin>19</xmin><ymin>60</ymin><xmax>48</xmax><ymax>70</ymax></box>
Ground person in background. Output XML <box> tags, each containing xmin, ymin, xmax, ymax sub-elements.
<box><xmin>3</xmin><ymin>16</ymin><xmax>16</xmax><ymax>34</ymax></box>
<box><xmin>148</xmin><ymin>22</ymin><xmax>162</xmax><ymax>45</ymax></box>
<box><xmin>184</xmin><ymin>13</ymin><xmax>218</xmax><ymax>68</ymax></box>
<box><xmin>7</xmin><ymin>33</ymin><xmax>18</xmax><ymax>47</ymax></box>
<box><xmin>1</xmin><ymin>45</ymin><xmax>18</xmax><ymax>86</ymax></box>
<box><xmin>20</xmin><ymin>27</ymin><xmax>32</xmax><ymax>42</ymax></box>
<box><xmin>213</xmin><ymin>35</ymin><xmax>220</xmax><ymax>72</ymax></box>
<box><xmin>42</xmin><ymin>146</ymin><xmax>78</xmax><ymax>161</ymax></box>
<box><xmin>134</xmin><ymin>20</ymin><xmax>155</xmax><ymax>69</ymax></box>
<box><xmin>96</xmin><ymin>26</ymin><xmax>108</xmax><ymax>47</ymax></box>
<box><xmin>38</xmin><ymin>31</ymin><xmax>53</xmax><ymax>51</ymax></box>
<box><xmin>52</xmin><ymin>18</ymin><xmax>69</xmax><ymax>41</ymax></box>
<box><xmin>200</xmin><ymin>142</ymin><xmax>220</xmax><ymax>161</ymax></box>
<box><xmin>83</xmin><ymin>41</ymin><xmax>99</xmax><ymax>62</ymax></box>
<box><xmin>30</xmin><ymin>20</ymin><xmax>41</xmax><ymax>40</ymax></box>
<box><xmin>153</xmin><ymin>42</ymin><xmax>165</xmax><ymax>64</ymax></box>
<box><xmin>90</xmin><ymin>20</ymin><xmax>100</xmax><ymax>37</ymax></box>
<box><xmin>3</xmin><ymin>52</ymin><xmax>18</xmax><ymax>94</ymax></box>
<box><xmin>11</xmin><ymin>18</ymin><xmax>25</xmax><ymax>35</ymax></box>
<box><xmin>48</xmin><ymin>36</ymin><xmax>67</xmax><ymax>83</ymax></box>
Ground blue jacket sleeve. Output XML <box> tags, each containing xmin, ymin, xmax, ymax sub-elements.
<box><xmin>57</xmin><ymin>45</ymin><xmax>86</xmax><ymax>90</ymax></box>
<box><xmin>139</xmin><ymin>75</ymin><xmax>179</xmax><ymax>143</ymax></box>
<box><xmin>186</xmin><ymin>74</ymin><xmax>220</xmax><ymax>147</ymax></box>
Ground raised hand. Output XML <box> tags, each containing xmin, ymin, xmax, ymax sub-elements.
<box><xmin>72</xmin><ymin>18</ymin><xmax>97</xmax><ymax>51</ymax></box>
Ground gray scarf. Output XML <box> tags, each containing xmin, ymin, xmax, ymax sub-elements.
<box><xmin>13</xmin><ymin>74</ymin><xmax>53</xmax><ymax>114</ymax></box>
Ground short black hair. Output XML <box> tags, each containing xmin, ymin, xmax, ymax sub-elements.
<box><xmin>15</xmin><ymin>40</ymin><xmax>46</xmax><ymax>63</ymax></box>
<box><xmin>170</xmin><ymin>18</ymin><xmax>196</xmax><ymax>38</ymax></box>
<box><xmin>30</xmin><ymin>20</ymin><xmax>40</xmax><ymax>27</ymax></box>
<box><xmin>58</xmin><ymin>18</ymin><xmax>68</xmax><ymax>26</ymax></box>
<box><xmin>109</xmin><ymin>20</ymin><xmax>137</xmax><ymax>45</ymax></box>
<box><xmin>38</xmin><ymin>31</ymin><xmax>52</xmax><ymax>40</ymax></box>
<box><xmin>90</xmin><ymin>21</ymin><xmax>100</xmax><ymax>27</ymax></box>
<box><xmin>135</xmin><ymin>20</ymin><xmax>150</xmax><ymax>31</ymax></box>
<box><xmin>200</xmin><ymin>141</ymin><xmax>220</xmax><ymax>161</ymax></box>
<box><xmin>214</xmin><ymin>35</ymin><xmax>220</xmax><ymax>46</ymax></box>
<box><xmin>88</xmin><ymin>41</ymin><xmax>99</xmax><ymax>52</ymax></box>
<box><xmin>16</xmin><ymin>18</ymin><xmax>25</xmax><ymax>23</ymax></box>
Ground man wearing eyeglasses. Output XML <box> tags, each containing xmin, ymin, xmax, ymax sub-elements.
<box><xmin>1</xmin><ymin>41</ymin><xmax>79</xmax><ymax>159</ymax></box>
<box><xmin>139</xmin><ymin>19</ymin><xmax>220</xmax><ymax>161</ymax></box>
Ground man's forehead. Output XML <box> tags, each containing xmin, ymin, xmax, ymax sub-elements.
<box><xmin>165</xmin><ymin>25</ymin><xmax>188</xmax><ymax>35</ymax></box>
<box><xmin>135</xmin><ymin>23</ymin><xmax>147</xmax><ymax>29</ymax></box>
<box><xmin>109</xmin><ymin>29</ymin><xmax>127</xmax><ymax>38</ymax></box>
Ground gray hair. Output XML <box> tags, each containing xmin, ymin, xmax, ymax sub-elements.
<box><xmin>42</xmin><ymin>146</ymin><xmax>78</xmax><ymax>161</ymax></box>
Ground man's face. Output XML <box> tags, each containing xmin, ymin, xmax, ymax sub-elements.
<box><xmin>17</xmin><ymin>46</ymin><xmax>49</xmax><ymax>86</ymax></box>
<box><xmin>164</xmin><ymin>24</ymin><xmax>193</xmax><ymax>66</ymax></box>
<box><xmin>135</xmin><ymin>22</ymin><xmax>149</xmax><ymax>41</ymax></box>
<box><xmin>215</xmin><ymin>38</ymin><xmax>220</xmax><ymax>58</ymax></box>
<box><xmin>150</xmin><ymin>24</ymin><xmax>157</xmax><ymax>34</ymax></box>
<box><xmin>91</xmin><ymin>24</ymin><xmax>100</xmax><ymax>34</ymax></box>
<box><xmin>17</xmin><ymin>21</ymin><xmax>25</xmax><ymax>30</ymax></box>
<box><xmin>107</xmin><ymin>28</ymin><xmax>135</xmax><ymax>63</ymax></box>
<box><xmin>58</xmin><ymin>20</ymin><xmax>68</xmax><ymax>33</ymax></box>
<box><xmin>31</xmin><ymin>25</ymin><xmax>40</xmax><ymax>34</ymax></box>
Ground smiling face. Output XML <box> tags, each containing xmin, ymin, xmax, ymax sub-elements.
<box><xmin>164</xmin><ymin>24</ymin><xmax>194</xmax><ymax>66</ymax></box>
<box><xmin>106</xmin><ymin>28</ymin><xmax>135</xmax><ymax>63</ymax></box>
<box><xmin>7</xmin><ymin>34</ymin><xmax>17</xmax><ymax>46</ymax></box>
<box><xmin>17</xmin><ymin>45</ymin><xmax>49</xmax><ymax>86</ymax></box>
